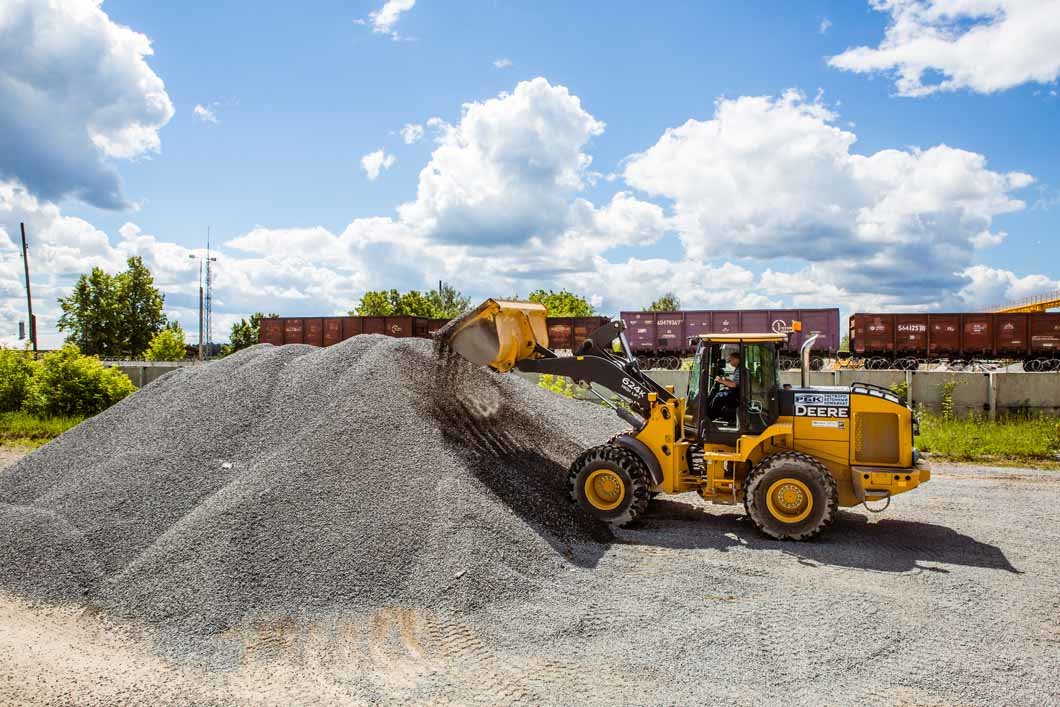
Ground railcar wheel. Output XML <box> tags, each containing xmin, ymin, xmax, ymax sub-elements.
<box><xmin>568</xmin><ymin>444</ymin><xmax>651</xmax><ymax>527</ymax></box>
<box><xmin>744</xmin><ymin>452</ymin><xmax>838</xmax><ymax>541</ymax></box>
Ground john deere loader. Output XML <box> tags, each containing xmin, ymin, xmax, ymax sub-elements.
<box><xmin>439</xmin><ymin>299</ymin><xmax>930</xmax><ymax>540</ymax></box>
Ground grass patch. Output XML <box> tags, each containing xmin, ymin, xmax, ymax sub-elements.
<box><xmin>918</xmin><ymin>413</ymin><xmax>1060</xmax><ymax>464</ymax></box>
<box><xmin>0</xmin><ymin>411</ymin><xmax>83</xmax><ymax>447</ymax></box>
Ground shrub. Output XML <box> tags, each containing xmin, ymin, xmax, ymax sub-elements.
<box><xmin>145</xmin><ymin>325</ymin><xmax>188</xmax><ymax>361</ymax></box>
<box><xmin>22</xmin><ymin>344</ymin><xmax>136</xmax><ymax>417</ymax></box>
<box><xmin>0</xmin><ymin>348</ymin><xmax>36</xmax><ymax>412</ymax></box>
<box><xmin>538</xmin><ymin>373</ymin><xmax>580</xmax><ymax>398</ymax></box>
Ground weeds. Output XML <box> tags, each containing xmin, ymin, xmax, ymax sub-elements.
<box><xmin>537</xmin><ymin>374</ymin><xmax>582</xmax><ymax>399</ymax></box>
<box><xmin>0</xmin><ymin>411</ymin><xmax>83</xmax><ymax>447</ymax></box>
<box><xmin>918</xmin><ymin>412</ymin><xmax>1060</xmax><ymax>463</ymax></box>
<box><xmin>939</xmin><ymin>378</ymin><xmax>961</xmax><ymax>421</ymax></box>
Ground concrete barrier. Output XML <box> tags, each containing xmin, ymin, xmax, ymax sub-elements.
<box><xmin>103</xmin><ymin>360</ymin><xmax>195</xmax><ymax>387</ymax></box>
<box><xmin>111</xmin><ymin>358</ymin><xmax>1059</xmax><ymax>418</ymax></box>
<box><xmin>519</xmin><ymin>369</ymin><xmax>1060</xmax><ymax>418</ymax></box>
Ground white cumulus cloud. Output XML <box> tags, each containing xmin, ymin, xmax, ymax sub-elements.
<box><xmin>398</xmin><ymin>77</ymin><xmax>607</xmax><ymax>245</ymax></box>
<box><xmin>0</xmin><ymin>0</ymin><xmax>174</xmax><ymax>208</ymax></box>
<box><xmin>624</xmin><ymin>89</ymin><xmax>1033</xmax><ymax>306</ymax></box>
<box><xmin>493</xmin><ymin>58</ymin><xmax>513</xmax><ymax>69</ymax></box>
<box><xmin>360</xmin><ymin>149</ymin><xmax>396</xmax><ymax>180</ymax></box>
<box><xmin>193</xmin><ymin>104</ymin><xmax>218</xmax><ymax>124</ymax></box>
<box><xmin>829</xmin><ymin>0</ymin><xmax>1060</xmax><ymax>96</ymax></box>
<box><xmin>400</xmin><ymin>123</ymin><xmax>424</xmax><ymax>144</ymax></box>
<box><xmin>360</xmin><ymin>0</ymin><xmax>415</xmax><ymax>39</ymax></box>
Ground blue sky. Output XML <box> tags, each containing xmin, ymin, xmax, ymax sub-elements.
<box><xmin>2</xmin><ymin>0</ymin><xmax>1059</xmax><ymax>346</ymax></box>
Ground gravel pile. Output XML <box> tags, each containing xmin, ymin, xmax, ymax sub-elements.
<box><xmin>0</xmin><ymin>335</ymin><xmax>622</xmax><ymax>636</ymax></box>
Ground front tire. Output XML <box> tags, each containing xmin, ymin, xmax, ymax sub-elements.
<box><xmin>569</xmin><ymin>444</ymin><xmax>651</xmax><ymax>527</ymax></box>
<box><xmin>744</xmin><ymin>452</ymin><xmax>838</xmax><ymax>540</ymax></box>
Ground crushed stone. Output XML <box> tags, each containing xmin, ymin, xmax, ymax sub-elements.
<box><xmin>0</xmin><ymin>335</ymin><xmax>623</xmax><ymax>638</ymax></box>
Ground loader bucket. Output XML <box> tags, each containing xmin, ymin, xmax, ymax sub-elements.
<box><xmin>436</xmin><ymin>299</ymin><xmax>549</xmax><ymax>372</ymax></box>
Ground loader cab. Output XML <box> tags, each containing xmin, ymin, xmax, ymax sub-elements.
<box><xmin>687</xmin><ymin>333</ymin><xmax>785</xmax><ymax>445</ymax></box>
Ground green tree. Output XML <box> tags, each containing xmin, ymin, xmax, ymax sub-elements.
<box><xmin>145</xmin><ymin>324</ymin><xmax>188</xmax><ymax>361</ymax></box>
<box><xmin>355</xmin><ymin>290</ymin><xmax>400</xmax><ymax>316</ymax></box>
<box><xmin>57</xmin><ymin>268</ymin><xmax>124</xmax><ymax>357</ymax></box>
<box><xmin>528</xmin><ymin>289</ymin><xmax>594</xmax><ymax>316</ymax></box>
<box><xmin>119</xmin><ymin>256</ymin><xmax>168</xmax><ymax>357</ymax></box>
<box><xmin>222</xmin><ymin>312</ymin><xmax>279</xmax><ymax>356</ymax></box>
<box><xmin>647</xmin><ymin>292</ymin><xmax>681</xmax><ymax>311</ymax></box>
<box><xmin>22</xmin><ymin>344</ymin><xmax>136</xmax><ymax>417</ymax></box>
<box><xmin>426</xmin><ymin>282</ymin><xmax>471</xmax><ymax>318</ymax></box>
<box><xmin>840</xmin><ymin>335</ymin><xmax>851</xmax><ymax>352</ymax></box>
<box><xmin>57</xmin><ymin>257</ymin><xmax>167</xmax><ymax>358</ymax></box>
<box><xmin>353</xmin><ymin>289</ymin><xmax>455</xmax><ymax>317</ymax></box>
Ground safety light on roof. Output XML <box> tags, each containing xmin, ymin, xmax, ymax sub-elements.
<box><xmin>792</xmin><ymin>321</ymin><xmax>803</xmax><ymax>332</ymax></box>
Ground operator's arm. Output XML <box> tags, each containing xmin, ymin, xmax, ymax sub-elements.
<box><xmin>714</xmin><ymin>375</ymin><xmax>738</xmax><ymax>389</ymax></box>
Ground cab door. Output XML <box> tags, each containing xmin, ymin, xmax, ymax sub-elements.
<box><xmin>742</xmin><ymin>342</ymin><xmax>781</xmax><ymax>434</ymax></box>
<box><xmin>693</xmin><ymin>342</ymin><xmax>743</xmax><ymax>446</ymax></box>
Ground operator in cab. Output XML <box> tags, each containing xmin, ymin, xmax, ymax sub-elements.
<box><xmin>710</xmin><ymin>351</ymin><xmax>741</xmax><ymax>419</ymax></box>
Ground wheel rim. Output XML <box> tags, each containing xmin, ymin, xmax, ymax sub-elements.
<box><xmin>584</xmin><ymin>469</ymin><xmax>625</xmax><ymax>511</ymax></box>
<box><xmin>765</xmin><ymin>478</ymin><xmax>814</xmax><ymax>524</ymax></box>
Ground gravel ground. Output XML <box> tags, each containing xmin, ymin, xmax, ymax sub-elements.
<box><xmin>0</xmin><ymin>339</ymin><xmax>1057</xmax><ymax>705</ymax></box>
<box><xmin>0</xmin><ymin>337</ymin><xmax>620</xmax><ymax>650</ymax></box>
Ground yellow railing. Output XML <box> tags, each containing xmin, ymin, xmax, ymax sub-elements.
<box><xmin>990</xmin><ymin>289</ymin><xmax>1060</xmax><ymax>313</ymax></box>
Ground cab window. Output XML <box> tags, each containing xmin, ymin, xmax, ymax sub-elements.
<box><xmin>743</xmin><ymin>343</ymin><xmax>778</xmax><ymax>434</ymax></box>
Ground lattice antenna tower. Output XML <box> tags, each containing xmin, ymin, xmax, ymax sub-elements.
<box><xmin>205</xmin><ymin>227</ymin><xmax>213</xmax><ymax>353</ymax></box>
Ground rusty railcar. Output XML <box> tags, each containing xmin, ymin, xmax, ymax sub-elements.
<box><xmin>620</xmin><ymin>309</ymin><xmax>840</xmax><ymax>369</ymax></box>
<box><xmin>849</xmin><ymin>312</ymin><xmax>1060</xmax><ymax>370</ymax></box>
<box><xmin>259</xmin><ymin>315</ymin><xmax>611</xmax><ymax>352</ymax></box>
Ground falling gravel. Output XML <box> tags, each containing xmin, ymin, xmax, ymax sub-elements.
<box><xmin>0</xmin><ymin>336</ymin><xmax>622</xmax><ymax>638</ymax></box>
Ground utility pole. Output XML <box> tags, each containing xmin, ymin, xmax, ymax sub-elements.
<box><xmin>19</xmin><ymin>223</ymin><xmax>37</xmax><ymax>352</ymax></box>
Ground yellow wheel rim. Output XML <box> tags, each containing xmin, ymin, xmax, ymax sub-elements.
<box><xmin>765</xmin><ymin>478</ymin><xmax>814</xmax><ymax>524</ymax></box>
<box><xmin>584</xmin><ymin>469</ymin><xmax>625</xmax><ymax>511</ymax></box>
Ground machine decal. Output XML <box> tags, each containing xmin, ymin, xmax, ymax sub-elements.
<box><xmin>811</xmin><ymin>419</ymin><xmax>845</xmax><ymax>429</ymax></box>
<box><xmin>794</xmin><ymin>392</ymin><xmax>850</xmax><ymax>418</ymax></box>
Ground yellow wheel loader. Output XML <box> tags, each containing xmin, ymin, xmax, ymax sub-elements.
<box><xmin>440</xmin><ymin>300</ymin><xmax>930</xmax><ymax>540</ymax></box>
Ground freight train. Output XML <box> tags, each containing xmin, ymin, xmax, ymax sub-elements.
<box><xmin>258</xmin><ymin>315</ymin><xmax>611</xmax><ymax>352</ymax></box>
<box><xmin>849</xmin><ymin>312</ymin><xmax>1060</xmax><ymax>371</ymax></box>
<box><xmin>620</xmin><ymin>309</ymin><xmax>841</xmax><ymax>369</ymax></box>
<box><xmin>259</xmin><ymin>309</ymin><xmax>1060</xmax><ymax>371</ymax></box>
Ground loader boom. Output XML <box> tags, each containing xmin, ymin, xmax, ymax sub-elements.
<box><xmin>516</xmin><ymin>322</ymin><xmax>675</xmax><ymax>420</ymax></box>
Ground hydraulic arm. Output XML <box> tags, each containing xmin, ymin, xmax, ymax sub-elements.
<box><xmin>437</xmin><ymin>299</ymin><xmax>673</xmax><ymax>422</ymax></box>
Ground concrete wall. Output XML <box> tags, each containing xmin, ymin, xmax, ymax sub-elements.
<box><xmin>519</xmin><ymin>369</ymin><xmax>1060</xmax><ymax>418</ymax></box>
<box><xmin>112</xmin><ymin>358</ymin><xmax>1060</xmax><ymax>418</ymax></box>
<box><xmin>103</xmin><ymin>360</ymin><xmax>194</xmax><ymax>387</ymax></box>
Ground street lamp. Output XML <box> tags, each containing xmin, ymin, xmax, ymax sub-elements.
<box><xmin>188</xmin><ymin>253</ymin><xmax>216</xmax><ymax>361</ymax></box>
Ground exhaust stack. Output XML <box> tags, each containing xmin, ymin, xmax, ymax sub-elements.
<box><xmin>800</xmin><ymin>333</ymin><xmax>820</xmax><ymax>387</ymax></box>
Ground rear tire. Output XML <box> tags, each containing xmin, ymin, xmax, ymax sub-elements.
<box><xmin>569</xmin><ymin>444</ymin><xmax>651</xmax><ymax>527</ymax></box>
<box><xmin>744</xmin><ymin>452</ymin><xmax>838</xmax><ymax>541</ymax></box>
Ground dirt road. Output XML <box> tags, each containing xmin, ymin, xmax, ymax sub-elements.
<box><xmin>1</xmin><ymin>460</ymin><xmax>1057</xmax><ymax>706</ymax></box>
